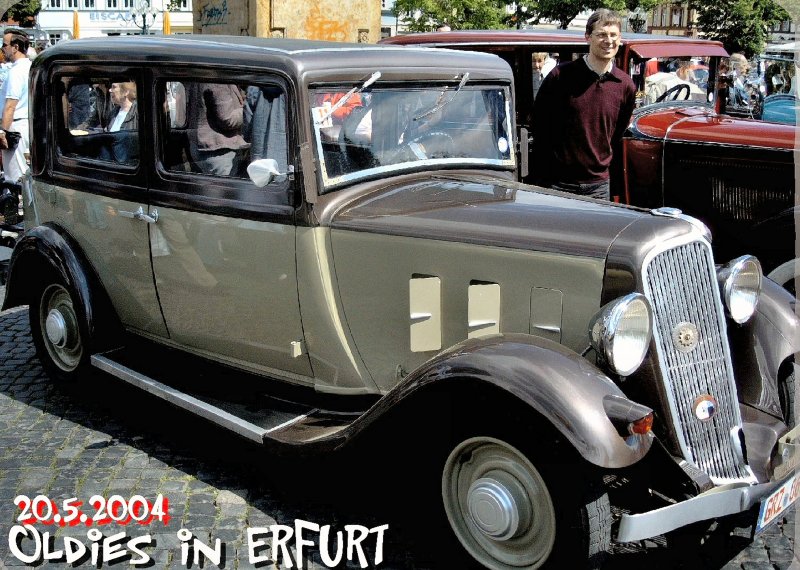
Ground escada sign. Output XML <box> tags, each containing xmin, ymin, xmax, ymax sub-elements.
<box><xmin>88</xmin><ymin>12</ymin><xmax>133</xmax><ymax>22</ymax></box>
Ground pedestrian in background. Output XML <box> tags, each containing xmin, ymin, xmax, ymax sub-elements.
<box><xmin>531</xmin><ymin>52</ymin><xmax>556</xmax><ymax>100</ymax></box>
<box><xmin>531</xmin><ymin>9</ymin><xmax>636</xmax><ymax>200</ymax></box>
<box><xmin>0</xmin><ymin>29</ymin><xmax>32</xmax><ymax>184</ymax></box>
<box><xmin>729</xmin><ymin>53</ymin><xmax>750</xmax><ymax>106</ymax></box>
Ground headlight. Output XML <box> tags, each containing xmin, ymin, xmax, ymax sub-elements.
<box><xmin>718</xmin><ymin>255</ymin><xmax>762</xmax><ymax>324</ymax></box>
<box><xmin>589</xmin><ymin>293</ymin><xmax>653</xmax><ymax>377</ymax></box>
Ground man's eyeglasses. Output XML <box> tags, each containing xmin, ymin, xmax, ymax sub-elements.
<box><xmin>592</xmin><ymin>32</ymin><xmax>620</xmax><ymax>42</ymax></box>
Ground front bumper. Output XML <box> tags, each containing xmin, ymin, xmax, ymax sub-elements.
<box><xmin>617</xmin><ymin>422</ymin><xmax>800</xmax><ymax>542</ymax></box>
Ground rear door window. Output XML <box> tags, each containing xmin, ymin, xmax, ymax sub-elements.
<box><xmin>57</xmin><ymin>75</ymin><xmax>141</xmax><ymax>168</ymax></box>
<box><xmin>155</xmin><ymin>77</ymin><xmax>293</xmax><ymax>210</ymax></box>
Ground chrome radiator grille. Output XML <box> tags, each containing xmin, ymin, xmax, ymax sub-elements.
<box><xmin>710</xmin><ymin>176</ymin><xmax>792</xmax><ymax>223</ymax></box>
<box><xmin>643</xmin><ymin>238</ymin><xmax>752</xmax><ymax>483</ymax></box>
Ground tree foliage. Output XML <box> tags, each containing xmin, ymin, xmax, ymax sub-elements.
<box><xmin>3</xmin><ymin>0</ymin><xmax>41</xmax><ymax>26</ymax></box>
<box><xmin>694</xmin><ymin>0</ymin><xmax>789</xmax><ymax>57</ymax></box>
<box><xmin>393</xmin><ymin>0</ymin><xmax>509</xmax><ymax>31</ymax></box>
<box><xmin>394</xmin><ymin>0</ymin><xmax>661</xmax><ymax>32</ymax></box>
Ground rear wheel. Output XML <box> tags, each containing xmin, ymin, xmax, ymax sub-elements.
<box><xmin>30</xmin><ymin>279</ymin><xmax>87</xmax><ymax>381</ymax></box>
<box><xmin>442</xmin><ymin>435</ymin><xmax>610</xmax><ymax>569</ymax></box>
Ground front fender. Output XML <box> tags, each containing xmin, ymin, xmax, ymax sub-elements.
<box><xmin>2</xmin><ymin>224</ymin><xmax>102</xmax><ymax>341</ymax></box>
<box><xmin>353</xmin><ymin>333</ymin><xmax>654</xmax><ymax>469</ymax></box>
<box><xmin>731</xmin><ymin>277</ymin><xmax>798</xmax><ymax>416</ymax></box>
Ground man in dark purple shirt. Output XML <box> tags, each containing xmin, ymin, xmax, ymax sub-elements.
<box><xmin>531</xmin><ymin>9</ymin><xmax>636</xmax><ymax>200</ymax></box>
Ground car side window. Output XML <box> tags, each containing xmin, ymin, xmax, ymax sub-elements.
<box><xmin>159</xmin><ymin>80</ymin><xmax>288</xmax><ymax>183</ymax></box>
<box><xmin>57</xmin><ymin>76</ymin><xmax>140</xmax><ymax>167</ymax></box>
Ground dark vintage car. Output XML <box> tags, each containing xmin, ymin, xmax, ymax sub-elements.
<box><xmin>381</xmin><ymin>30</ymin><xmax>797</xmax><ymax>292</ymax></box>
<box><xmin>3</xmin><ymin>36</ymin><xmax>799</xmax><ymax>569</ymax></box>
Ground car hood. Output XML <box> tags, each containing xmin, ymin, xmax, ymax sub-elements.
<box><xmin>631</xmin><ymin>106</ymin><xmax>795</xmax><ymax>150</ymax></box>
<box><xmin>329</xmin><ymin>175</ymin><xmax>655</xmax><ymax>259</ymax></box>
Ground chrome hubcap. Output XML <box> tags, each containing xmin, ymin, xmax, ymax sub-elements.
<box><xmin>45</xmin><ymin>309</ymin><xmax>68</xmax><ymax>346</ymax></box>
<box><xmin>39</xmin><ymin>284</ymin><xmax>83</xmax><ymax>372</ymax></box>
<box><xmin>468</xmin><ymin>471</ymin><xmax>531</xmax><ymax>540</ymax></box>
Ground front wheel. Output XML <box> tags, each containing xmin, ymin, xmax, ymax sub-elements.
<box><xmin>778</xmin><ymin>366</ymin><xmax>796</xmax><ymax>428</ymax></box>
<box><xmin>442</xmin><ymin>436</ymin><xmax>610</xmax><ymax>569</ymax></box>
<box><xmin>30</xmin><ymin>280</ymin><xmax>87</xmax><ymax>381</ymax></box>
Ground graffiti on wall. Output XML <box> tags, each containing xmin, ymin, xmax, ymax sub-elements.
<box><xmin>200</xmin><ymin>0</ymin><xmax>229</xmax><ymax>27</ymax></box>
<box><xmin>303</xmin><ymin>4</ymin><xmax>347</xmax><ymax>41</ymax></box>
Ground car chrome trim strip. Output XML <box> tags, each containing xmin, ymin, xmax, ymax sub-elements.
<box><xmin>641</xmin><ymin>233</ymin><xmax>755</xmax><ymax>484</ymax></box>
<box><xmin>263</xmin><ymin>411</ymin><xmax>315</xmax><ymax>434</ymax></box>
<box><xmin>90</xmin><ymin>354</ymin><xmax>269</xmax><ymax>443</ymax></box>
<box><xmin>660</xmin><ymin>114</ymin><xmax>702</xmax><ymax>195</ymax></box>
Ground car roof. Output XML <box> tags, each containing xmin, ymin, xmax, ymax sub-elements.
<box><xmin>381</xmin><ymin>29</ymin><xmax>729</xmax><ymax>58</ymax></box>
<box><xmin>35</xmin><ymin>35</ymin><xmax>515</xmax><ymax>85</ymax></box>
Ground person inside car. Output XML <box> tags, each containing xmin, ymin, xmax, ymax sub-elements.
<box><xmin>107</xmin><ymin>81</ymin><xmax>137</xmax><ymax>132</ymax></box>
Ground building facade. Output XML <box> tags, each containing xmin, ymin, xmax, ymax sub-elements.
<box><xmin>648</xmin><ymin>3</ymin><xmax>697</xmax><ymax>36</ymax></box>
<box><xmin>37</xmin><ymin>0</ymin><xmax>193</xmax><ymax>42</ymax></box>
<box><xmin>38</xmin><ymin>0</ymin><xmax>383</xmax><ymax>43</ymax></box>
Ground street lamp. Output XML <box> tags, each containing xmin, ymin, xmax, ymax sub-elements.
<box><xmin>628</xmin><ymin>8</ymin><xmax>647</xmax><ymax>34</ymax></box>
<box><xmin>515</xmin><ymin>4</ymin><xmax>528</xmax><ymax>29</ymax></box>
<box><xmin>129</xmin><ymin>0</ymin><xmax>158</xmax><ymax>35</ymax></box>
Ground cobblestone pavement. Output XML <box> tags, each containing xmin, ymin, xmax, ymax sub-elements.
<box><xmin>0</xmin><ymin>300</ymin><xmax>797</xmax><ymax>569</ymax></box>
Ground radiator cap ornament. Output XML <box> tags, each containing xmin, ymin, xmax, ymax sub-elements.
<box><xmin>694</xmin><ymin>394</ymin><xmax>717</xmax><ymax>421</ymax></box>
<box><xmin>672</xmin><ymin>321</ymin><xmax>699</xmax><ymax>353</ymax></box>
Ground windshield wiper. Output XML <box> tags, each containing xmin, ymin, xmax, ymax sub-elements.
<box><xmin>413</xmin><ymin>72</ymin><xmax>470</xmax><ymax>122</ymax></box>
<box><xmin>315</xmin><ymin>71</ymin><xmax>381</xmax><ymax>125</ymax></box>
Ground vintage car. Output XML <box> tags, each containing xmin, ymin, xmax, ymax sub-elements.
<box><xmin>381</xmin><ymin>30</ymin><xmax>797</xmax><ymax>292</ymax></box>
<box><xmin>3</xmin><ymin>36</ymin><xmax>799</xmax><ymax>569</ymax></box>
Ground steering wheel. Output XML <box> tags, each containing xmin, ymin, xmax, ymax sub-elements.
<box><xmin>405</xmin><ymin>131</ymin><xmax>456</xmax><ymax>159</ymax></box>
<box><xmin>656</xmin><ymin>83</ymin><xmax>691</xmax><ymax>103</ymax></box>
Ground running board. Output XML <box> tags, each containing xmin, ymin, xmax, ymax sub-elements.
<box><xmin>90</xmin><ymin>351</ymin><xmax>362</xmax><ymax>449</ymax></box>
<box><xmin>91</xmin><ymin>354</ymin><xmax>269</xmax><ymax>443</ymax></box>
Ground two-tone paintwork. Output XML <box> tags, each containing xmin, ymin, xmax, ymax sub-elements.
<box><xmin>4</xmin><ymin>35</ymin><xmax>798</xmax><ymax>518</ymax></box>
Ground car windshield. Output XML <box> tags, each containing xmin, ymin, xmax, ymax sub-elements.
<box><xmin>630</xmin><ymin>56</ymin><xmax>713</xmax><ymax>107</ymax></box>
<box><xmin>310</xmin><ymin>84</ymin><xmax>515</xmax><ymax>191</ymax></box>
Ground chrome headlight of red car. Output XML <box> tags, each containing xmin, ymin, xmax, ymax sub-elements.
<box><xmin>589</xmin><ymin>293</ymin><xmax>653</xmax><ymax>377</ymax></box>
<box><xmin>718</xmin><ymin>255</ymin><xmax>762</xmax><ymax>324</ymax></box>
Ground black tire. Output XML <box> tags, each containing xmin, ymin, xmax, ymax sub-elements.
<box><xmin>441</xmin><ymin>434</ymin><xmax>611</xmax><ymax>570</ymax></box>
<box><xmin>29</xmin><ymin>276</ymin><xmax>89</xmax><ymax>382</ymax></box>
<box><xmin>778</xmin><ymin>366</ymin><xmax>796</xmax><ymax>428</ymax></box>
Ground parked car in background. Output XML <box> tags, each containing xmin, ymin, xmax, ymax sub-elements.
<box><xmin>382</xmin><ymin>30</ymin><xmax>797</xmax><ymax>292</ymax></box>
<box><xmin>757</xmin><ymin>52</ymin><xmax>798</xmax><ymax>125</ymax></box>
<box><xmin>761</xmin><ymin>93</ymin><xmax>798</xmax><ymax>124</ymax></box>
<box><xmin>3</xmin><ymin>36</ymin><xmax>799</xmax><ymax>570</ymax></box>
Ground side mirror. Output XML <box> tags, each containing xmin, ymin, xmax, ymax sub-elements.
<box><xmin>247</xmin><ymin>158</ymin><xmax>287</xmax><ymax>187</ymax></box>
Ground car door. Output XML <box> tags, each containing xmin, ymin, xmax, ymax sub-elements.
<box><xmin>147</xmin><ymin>70</ymin><xmax>312</xmax><ymax>380</ymax></box>
<box><xmin>43</xmin><ymin>67</ymin><xmax>168</xmax><ymax>338</ymax></box>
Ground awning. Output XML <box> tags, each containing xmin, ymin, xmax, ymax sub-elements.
<box><xmin>628</xmin><ymin>42</ymin><xmax>729</xmax><ymax>59</ymax></box>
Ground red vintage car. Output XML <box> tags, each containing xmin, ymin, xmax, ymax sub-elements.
<box><xmin>381</xmin><ymin>30</ymin><xmax>796</xmax><ymax>291</ymax></box>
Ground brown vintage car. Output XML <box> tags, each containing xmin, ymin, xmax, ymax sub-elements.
<box><xmin>381</xmin><ymin>30</ymin><xmax>797</xmax><ymax>291</ymax></box>
<box><xmin>2</xmin><ymin>36</ymin><xmax>799</xmax><ymax>569</ymax></box>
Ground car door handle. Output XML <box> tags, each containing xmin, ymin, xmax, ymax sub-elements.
<box><xmin>118</xmin><ymin>206</ymin><xmax>158</xmax><ymax>224</ymax></box>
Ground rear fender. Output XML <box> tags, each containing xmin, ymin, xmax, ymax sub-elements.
<box><xmin>357</xmin><ymin>333</ymin><xmax>654</xmax><ymax>469</ymax></box>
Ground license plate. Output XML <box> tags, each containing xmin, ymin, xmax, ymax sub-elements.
<box><xmin>756</xmin><ymin>471</ymin><xmax>800</xmax><ymax>533</ymax></box>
